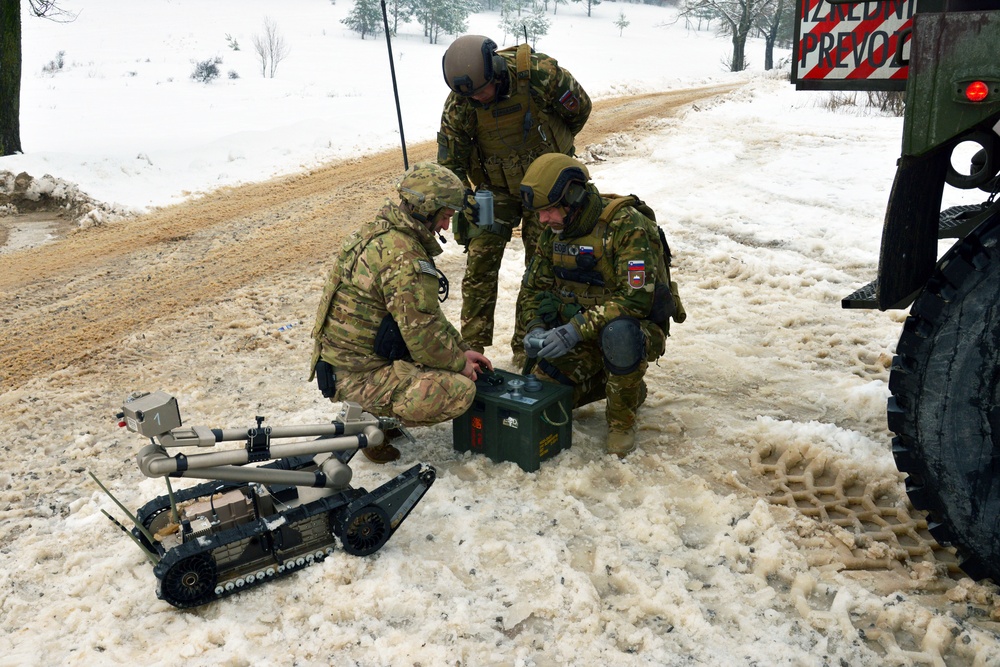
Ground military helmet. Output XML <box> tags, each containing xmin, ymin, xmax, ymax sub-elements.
<box><xmin>519</xmin><ymin>154</ymin><xmax>591</xmax><ymax>211</ymax></box>
<box><xmin>397</xmin><ymin>162</ymin><xmax>466</xmax><ymax>221</ymax></box>
<box><xmin>442</xmin><ymin>35</ymin><xmax>505</xmax><ymax>97</ymax></box>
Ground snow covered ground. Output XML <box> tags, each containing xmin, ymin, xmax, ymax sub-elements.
<box><xmin>1</xmin><ymin>1</ymin><xmax>999</xmax><ymax>665</ymax></box>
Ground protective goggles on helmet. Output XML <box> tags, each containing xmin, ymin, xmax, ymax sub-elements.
<box><xmin>443</xmin><ymin>37</ymin><xmax>500</xmax><ymax>97</ymax></box>
<box><xmin>520</xmin><ymin>167</ymin><xmax>588</xmax><ymax>212</ymax></box>
<box><xmin>520</xmin><ymin>183</ymin><xmax>560</xmax><ymax>212</ymax></box>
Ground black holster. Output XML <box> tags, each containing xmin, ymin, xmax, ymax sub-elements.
<box><xmin>315</xmin><ymin>360</ymin><xmax>337</xmax><ymax>398</ymax></box>
<box><xmin>374</xmin><ymin>314</ymin><xmax>411</xmax><ymax>361</ymax></box>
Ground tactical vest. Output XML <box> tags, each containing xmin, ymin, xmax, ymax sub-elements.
<box><xmin>309</xmin><ymin>218</ymin><xmax>397</xmax><ymax>377</ymax></box>
<box><xmin>473</xmin><ymin>44</ymin><xmax>575</xmax><ymax>196</ymax></box>
<box><xmin>550</xmin><ymin>195</ymin><xmax>684</xmax><ymax>327</ymax></box>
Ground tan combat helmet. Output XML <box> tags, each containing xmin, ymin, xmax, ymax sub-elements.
<box><xmin>519</xmin><ymin>154</ymin><xmax>591</xmax><ymax>212</ymax></box>
<box><xmin>442</xmin><ymin>35</ymin><xmax>504</xmax><ymax>97</ymax></box>
<box><xmin>397</xmin><ymin>163</ymin><xmax>466</xmax><ymax>222</ymax></box>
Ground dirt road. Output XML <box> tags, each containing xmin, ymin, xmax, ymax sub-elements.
<box><xmin>0</xmin><ymin>85</ymin><xmax>732</xmax><ymax>392</ymax></box>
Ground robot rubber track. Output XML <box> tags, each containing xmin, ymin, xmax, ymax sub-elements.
<box><xmin>101</xmin><ymin>394</ymin><xmax>437</xmax><ymax>609</ymax></box>
<box><xmin>140</xmin><ymin>462</ymin><xmax>436</xmax><ymax>609</ymax></box>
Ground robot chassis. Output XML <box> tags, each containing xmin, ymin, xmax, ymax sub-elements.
<box><xmin>96</xmin><ymin>391</ymin><xmax>436</xmax><ymax>609</ymax></box>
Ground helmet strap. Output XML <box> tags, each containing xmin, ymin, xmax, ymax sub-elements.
<box><xmin>560</xmin><ymin>188</ymin><xmax>600</xmax><ymax>239</ymax></box>
<box><xmin>401</xmin><ymin>200</ymin><xmax>428</xmax><ymax>224</ymax></box>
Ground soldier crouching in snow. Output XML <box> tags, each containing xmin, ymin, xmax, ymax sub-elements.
<box><xmin>309</xmin><ymin>163</ymin><xmax>493</xmax><ymax>464</ymax></box>
<box><xmin>518</xmin><ymin>154</ymin><xmax>685</xmax><ymax>458</ymax></box>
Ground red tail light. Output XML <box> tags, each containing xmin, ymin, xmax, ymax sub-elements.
<box><xmin>965</xmin><ymin>81</ymin><xmax>989</xmax><ymax>102</ymax></box>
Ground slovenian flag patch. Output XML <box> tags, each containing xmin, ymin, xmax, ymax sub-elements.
<box><xmin>628</xmin><ymin>260</ymin><xmax>645</xmax><ymax>288</ymax></box>
<box><xmin>559</xmin><ymin>90</ymin><xmax>580</xmax><ymax>113</ymax></box>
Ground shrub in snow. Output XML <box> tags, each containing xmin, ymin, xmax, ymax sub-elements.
<box><xmin>42</xmin><ymin>50</ymin><xmax>66</xmax><ymax>74</ymax></box>
<box><xmin>191</xmin><ymin>57</ymin><xmax>223</xmax><ymax>83</ymax></box>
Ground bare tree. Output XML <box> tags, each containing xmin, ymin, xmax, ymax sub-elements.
<box><xmin>680</xmin><ymin>0</ymin><xmax>776</xmax><ymax>72</ymax></box>
<box><xmin>252</xmin><ymin>17</ymin><xmax>289</xmax><ymax>79</ymax></box>
<box><xmin>1</xmin><ymin>0</ymin><xmax>75</xmax><ymax>156</ymax></box>
<box><xmin>758</xmin><ymin>0</ymin><xmax>792</xmax><ymax>71</ymax></box>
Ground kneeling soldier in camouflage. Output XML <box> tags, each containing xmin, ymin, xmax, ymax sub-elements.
<box><xmin>310</xmin><ymin>163</ymin><xmax>493</xmax><ymax>463</ymax></box>
<box><xmin>518</xmin><ymin>154</ymin><xmax>684</xmax><ymax>458</ymax></box>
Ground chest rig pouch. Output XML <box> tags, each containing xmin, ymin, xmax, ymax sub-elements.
<box><xmin>474</xmin><ymin>44</ymin><xmax>573</xmax><ymax>196</ymax></box>
<box><xmin>551</xmin><ymin>221</ymin><xmax>614</xmax><ymax>308</ymax></box>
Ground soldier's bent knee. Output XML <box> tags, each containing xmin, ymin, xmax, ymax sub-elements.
<box><xmin>600</xmin><ymin>316</ymin><xmax>646</xmax><ymax>375</ymax></box>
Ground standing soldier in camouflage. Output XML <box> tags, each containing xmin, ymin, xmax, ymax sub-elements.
<box><xmin>438</xmin><ymin>34</ymin><xmax>591</xmax><ymax>363</ymax></box>
<box><xmin>518</xmin><ymin>154</ymin><xmax>686</xmax><ymax>458</ymax></box>
<box><xmin>310</xmin><ymin>163</ymin><xmax>493</xmax><ymax>464</ymax></box>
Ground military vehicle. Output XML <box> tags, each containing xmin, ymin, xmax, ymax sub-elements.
<box><xmin>97</xmin><ymin>391</ymin><xmax>436</xmax><ymax>608</ymax></box>
<box><xmin>793</xmin><ymin>0</ymin><xmax>1000</xmax><ymax>581</ymax></box>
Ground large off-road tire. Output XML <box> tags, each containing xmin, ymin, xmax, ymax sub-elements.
<box><xmin>888</xmin><ymin>215</ymin><xmax>1000</xmax><ymax>582</ymax></box>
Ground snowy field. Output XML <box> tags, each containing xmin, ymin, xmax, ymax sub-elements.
<box><xmin>2</xmin><ymin>1</ymin><xmax>999</xmax><ymax>666</ymax></box>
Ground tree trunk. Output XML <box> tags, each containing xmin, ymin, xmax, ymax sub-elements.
<box><xmin>0</xmin><ymin>0</ymin><xmax>23</xmax><ymax>156</ymax></box>
<box><xmin>730</xmin><ymin>32</ymin><xmax>746</xmax><ymax>72</ymax></box>
<box><xmin>764</xmin><ymin>0</ymin><xmax>785</xmax><ymax>71</ymax></box>
<box><xmin>728</xmin><ymin>2</ymin><xmax>754</xmax><ymax>74</ymax></box>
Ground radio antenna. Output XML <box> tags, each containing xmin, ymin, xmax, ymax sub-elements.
<box><xmin>381</xmin><ymin>1</ymin><xmax>408</xmax><ymax>170</ymax></box>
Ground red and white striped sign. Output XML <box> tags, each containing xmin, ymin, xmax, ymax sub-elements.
<box><xmin>793</xmin><ymin>0</ymin><xmax>916</xmax><ymax>90</ymax></box>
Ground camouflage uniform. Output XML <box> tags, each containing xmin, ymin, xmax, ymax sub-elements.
<box><xmin>310</xmin><ymin>200</ymin><xmax>474</xmax><ymax>427</ymax></box>
<box><xmin>438</xmin><ymin>44</ymin><xmax>591</xmax><ymax>353</ymax></box>
<box><xmin>519</xmin><ymin>186</ymin><xmax>675</xmax><ymax>434</ymax></box>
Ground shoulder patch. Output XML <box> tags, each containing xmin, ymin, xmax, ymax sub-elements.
<box><xmin>558</xmin><ymin>90</ymin><xmax>580</xmax><ymax>113</ymax></box>
<box><xmin>417</xmin><ymin>259</ymin><xmax>438</xmax><ymax>277</ymax></box>
<box><xmin>627</xmin><ymin>260</ymin><xmax>646</xmax><ymax>289</ymax></box>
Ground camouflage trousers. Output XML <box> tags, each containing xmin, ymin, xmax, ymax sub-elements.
<box><xmin>460</xmin><ymin>192</ymin><xmax>542</xmax><ymax>353</ymax></box>
<box><xmin>333</xmin><ymin>360</ymin><xmax>476</xmax><ymax>427</ymax></box>
<box><xmin>532</xmin><ymin>321</ymin><xmax>665</xmax><ymax>432</ymax></box>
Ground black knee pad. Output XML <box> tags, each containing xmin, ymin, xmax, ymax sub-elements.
<box><xmin>600</xmin><ymin>317</ymin><xmax>646</xmax><ymax>375</ymax></box>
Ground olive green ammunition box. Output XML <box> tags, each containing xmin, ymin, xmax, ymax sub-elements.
<box><xmin>452</xmin><ymin>369</ymin><xmax>573</xmax><ymax>472</ymax></box>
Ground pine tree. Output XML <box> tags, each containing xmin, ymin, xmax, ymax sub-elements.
<box><xmin>416</xmin><ymin>0</ymin><xmax>475</xmax><ymax>44</ymax></box>
<box><xmin>571</xmin><ymin>0</ymin><xmax>600</xmax><ymax>18</ymax></box>
<box><xmin>614</xmin><ymin>10</ymin><xmax>630</xmax><ymax>37</ymax></box>
<box><xmin>342</xmin><ymin>0</ymin><xmax>384</xmax><ymax>40</ymax></box>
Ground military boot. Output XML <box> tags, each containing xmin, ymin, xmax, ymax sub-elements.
<box><xmin>362</xmin><ymin>428</ymin><xmax>405</xmax><ymax>464</ymax></box>
<box><xmin>607</xmin><ymin>427</ymin><xmax>637</xmax><ymax>459</ymax></box>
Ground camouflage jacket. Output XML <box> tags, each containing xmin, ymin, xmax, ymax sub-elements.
<box><xmin>437</xmin><ymin>48</ymin><xmax>591</xmax><ymax>190</ymax></box>
<box><xmin>311</xmin><ymin>201</ymin><xmax>469</xmax><ymax>373</ymax></box>
<box><xmin>520</xmin><ymin>194</ymin><xmax>669</xmax><ymax>341</ymax></box>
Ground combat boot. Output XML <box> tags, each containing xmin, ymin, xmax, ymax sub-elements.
<box><xmin>362</xmin><ymin>428</ymin><xmax>405</xmax><ymax>464</ymax></box>
<box><xmin>607</xmin><ymin>427</ymin><xmax>636</xmax><ymax>459</ymax></box>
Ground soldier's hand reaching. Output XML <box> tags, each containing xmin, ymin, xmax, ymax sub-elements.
<box><xmin>537</xmin><ymin>323</ymin><xmax>582</xmax><ymax>359</ymax></box>
<box><xmin>462</xmin><ymin>349</ymin><xmax>493</xmax><ymax>381</ymax></box>
<box><xmin>523</xmin><ymin>328</ymin><xmax>547</xmax><ymax>359</ymax></box>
